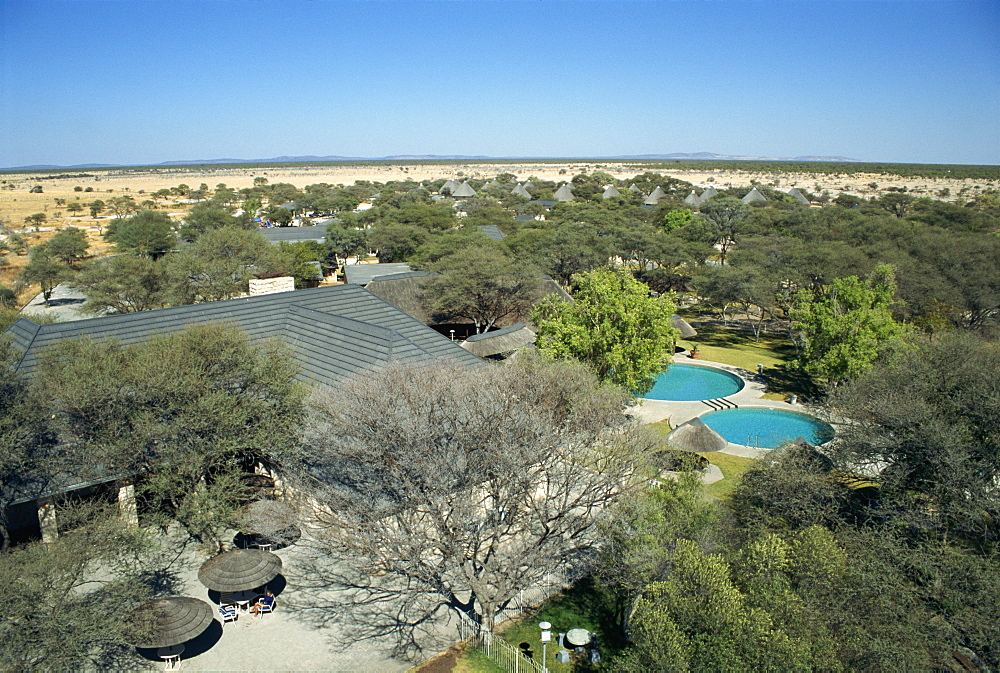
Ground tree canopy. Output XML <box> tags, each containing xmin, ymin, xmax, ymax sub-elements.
<box><xmin>532</xmin><ymin>266</ymin><xmax>678</xmax><ymax>394</ymax></box>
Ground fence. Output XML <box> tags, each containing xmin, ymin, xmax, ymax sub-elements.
<box><xmin>451</xmin><ymin>576</ymin><xmax>565</xmax><ymax>673</ymax></box>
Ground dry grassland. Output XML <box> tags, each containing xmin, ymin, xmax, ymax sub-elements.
<box><xmin>1</xmin><ymin>161</ymin><xmax>995</xmax><ymax>305</ymax></box>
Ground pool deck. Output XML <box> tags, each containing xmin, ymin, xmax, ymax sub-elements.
<box><xmin>629</xmin><ymin>355</ymin><xmax>810</xmax><ymax>459</ymax></box>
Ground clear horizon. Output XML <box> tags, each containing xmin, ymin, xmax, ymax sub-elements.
<box><xmin>1</xmin><ymin>0</ymin><xmax>997</xmax><ymax>167</ymax></box>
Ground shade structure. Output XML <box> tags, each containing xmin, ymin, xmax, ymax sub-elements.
<box><xmin>198</xmin><ymin>549</ymin><xmax>283</xmax><ymax>593</ymax></box>
<box><xmin>670</xmin><ymin>314</ymin><xmax>698</xmax><ymax>339</ymax></box>
<box><xmin>130</xmin><ymin>597</ymin><xmax>214</xmax><ymax>649</ymax></box>
<box><xmin>666</xmin><ymin>418</ymin><xmax>728</xmax><ymax>452</ymax></box>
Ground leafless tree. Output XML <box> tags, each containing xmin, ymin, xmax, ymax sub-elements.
<box><xmin>286</xmin><ymin>355</ymin><xmax>663</xmax><ymax>647</ymax></box>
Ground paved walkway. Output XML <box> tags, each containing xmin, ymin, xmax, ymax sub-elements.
<box><xmin>20</xmin><ymin>283</ymin><xmax>90</xmax><ymax>321</ymax></box>
<box><xmin>137</xmin><ymin>535</ymin><xmax>463</xmax><ymax>672</ymax></box>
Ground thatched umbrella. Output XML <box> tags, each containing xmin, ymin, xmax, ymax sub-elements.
<box><xmin>670</xmin><ymin>315</ymin><xmax>698</xmax><ymax>339</ymax></box>
<box><xmin>129</xmin><ymin>597</ymin><xmax>214</xmax><ymax>649</ymax></box>
<box><xmin>666</xmin><ymin>418</ymin><xmax>728</xmax><ymax>452</ymax></box>
<box><xmin>198</xmin><ymin>549</ymin><xmax>283</xmax><ymax>593</ymax></box>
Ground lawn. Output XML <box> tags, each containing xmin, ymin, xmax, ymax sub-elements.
<box><xmin>676</xmin><ymin>323</ymin><xmax>812</xmax><ymax>400</ymax></box>
<box><xmin>448</xmin><ymin>578</ymin><xmax>625</xmax><ymax>672</ymax></box>
<box><xmin>695</xmin><ymin>451</ymin><xmax>758</xmax><ymax>499</ymax></box>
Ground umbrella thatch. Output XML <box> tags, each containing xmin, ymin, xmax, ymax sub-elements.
<box><xmin>198</xmin><ymin>549</ymin><xmax>282</xmax><ymax>593</ymax></box>
<box><xmin>670</xmin><ymin>314</ymin><xmax>698</xmax><ymax>339</ymax></box>
<box><xmin>666</xmin><ymin>418</ymin><xmax>728</xmax><ymax>452</ymax></box>
<box><xmin>130</xmin><ymin>597</ymin><xmax>214</xmax><ymax>649</ymax></box>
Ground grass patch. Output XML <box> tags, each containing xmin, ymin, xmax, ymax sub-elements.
<box><xmin>677</xmin><ymin>324</ymin><xmax>812</xmax><ymax>398</ymax></box>
<box><xmin>482</xmin><ymin>578</ymin><xmax>626</xmax><ymax>672</ymax></box>
<box><xmin>696</xmin><ymin>451</ymin><xmax>758</xmax><ymax>499</ymax></box>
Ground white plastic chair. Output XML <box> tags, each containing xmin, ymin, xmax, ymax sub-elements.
<box><xmin>218</xmin><ymin>604</ymin><xmax>238</xmax><ymax>626</ymax></box>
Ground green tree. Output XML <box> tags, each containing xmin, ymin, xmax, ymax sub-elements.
<box><xmin>105</xmin><ymin>195</ymin><xmax>138</xmax><ymax>219</ymax></box>
<box><xmin>324</xmin><ymin>223</ymin><xmax>368</xmax><ymax>267</ymax></box>
<box><xmin>698</xmin><ymin>197</ymin><xmax>751</xmax><ymax>265</ymax></box>
<box><xmin>17</xmin><ymin>246</ymin><xmax>71</xmax><ymax>306</ymax></box>
<box><xmin>178</xmin><ymin>203</ymin><xmax>244</xmax><ymax>241</ymax></box>
<box><xmin>72</xmin><ymin>255</ymin><xmax>170</xmax><ymax>314</ymax></box>
<box><xmin>828</xmin><ymin>332</ymin><xmax>1000</xmax><ymax>544</ymax></box>
<box><xmin>424</xmin><ymin>248</ymin><xmax>541</xmax><ymax>333</ymax></box>
<box><xmin>532</xmin><ymin>266</ymin><xmax>678</xmax><ymax>393</ymax></box>
<box><xmin>37</xmin><ymin>323</ymin><xmax>304</xmax><ymax>547</ymax></box>
<box><xmin>88</xmin><ymin>199</ymin><xmax>105</xmax><ymax>218</ymax></box>
<box><xmin>103</xmin><ymin>210</ymin><xmax>177</xmax><ymax>259</ymax></box>
<box><xmin>45</xmin><ymin>226</ymin><xmax>90</xmax><ymax>266</ymax></box>
<box><xmin>791</xmin><ymin>264</ymin><xmax>906</xmax><ymax>387</ymax></box>
<box><xmin>24</xmin><ymin>213</ymin><xmax>47</xmax><ymax>230</ymax></box>
<box><xmin>65</xmin><ymin>201</ymin><xmax>84</xmax><ymax>216</ymax></box>
<box><xmin>619</xmin><ymin>539</ymin><xmax>816</xmax><ymax>672</ymax></box>
<box><xmin>165</xmin><ymin>227</ymin><xmax>276</xmax><ymax>303</ymax></box>
<box><xmin>532</xmin><ymin>223</ymin><xmax>611</xmax><ymax>284</ymax></box>
<box><xmin>0</xmin><ymin>504</ymin><xmax>155</xmax><ymax>669</ymax></box>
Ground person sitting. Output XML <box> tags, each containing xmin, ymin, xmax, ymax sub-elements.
<box><xmin>250</xmin><ymin>589</ymin><xmax>276</xmax><ymax>617</ymax></box>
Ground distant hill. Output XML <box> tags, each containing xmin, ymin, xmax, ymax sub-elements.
<box><xmin>2</xmin><ymin>152</ymin><xmax>861</xmax><ymax>171</ymax></box>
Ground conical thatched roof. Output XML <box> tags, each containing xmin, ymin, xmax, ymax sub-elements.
<box><xmin>129</xmin><ymin>597</ymin><xmax>214</xmax><ymax>649</ymax></box>
<box><xmin>511</xmin><ymin>183</ymin><xmax>531</xmax><ymax>199</ymax></box>
<box><xmin>742</xmin><ymin>187</ymin><xmax>767</xmax><ymax>203</ymax></box>
<box><xmin>700</xmin><ymin>186</ymin><xmax>718</xmax><ymax>200</ymax></box>
<box><xmin>452</xmin><ymin>181</ymin><xmax>477</xmax><ymax>198</ymax></box>
<box><xmin>523</xmin><ymin>181</ymin><xmax>534</xmax><ymax>190</ymax></box>
<box><xmin>787</xmin><ymin>188</ymin><xmax>810</xmax><ymax>205</ymax></box>
<box><xmin>602</xmin><ymin>185</ymin><xmax>621</xmax><ymax>199</ymax></box>
<box><xmin>198</xmin><ymin>549</ymin><xmax>283</xmax><ymax>592</ymax></box>
<box><xmin>644</xmin><ymin>186</ymin><xmax>665</xmax><ymax>205</ymax></box>
<box><xmin>683</xmin><ymin>190</ymin><xmax>703</xmax><ymax>207</ymax></box>
<box><xmin>629</xmin><ymin>183</ymin><xmax>641</xmax><ymax>193</ymax></box>
<box><xmin>666</xmin><ymin>418</ymin><xmax>728</xmax><ymax>452</ymax></box>
<box><xmin>440</xmin><ymin>179</ymin><xmax>459</xmax><ymax>194</ymax></box>
<box><xmin>554</xmin><ymin>183</ymin><xmax>575</xmax><ymax>202</ymax></box>
<box><xmin>486</xmin><ymin>179</ymin><xmax>499</xmax><ymax>188</ymax></box>
<box><xmin>670</xmin><ymin>314</ymin><xmax>698</xmax><ymax>338</ymax></box>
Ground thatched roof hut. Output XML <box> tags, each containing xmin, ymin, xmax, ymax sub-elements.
<box><xmin>700</xmin><ymin>186</ymin><xmax>718</xmax><ymax>200</ymax></box>
<box><xmin>787</xmin><ymin>188</ymin><xmax>810</xmax><ymax>205</ymax></box>
<box><xmin>602</xmin><ymin>185</ymin><xmax>621</xmax><ymax>199</ymax></box>
<box><xmin>683</xmin><ymin>190</ymin><xmax>703</xmax><ymax>207</ymax></box>
<box><xmin>665</xmin><ymin>418</ymin><xmax>728</xmax><ymax>452</ymax></box>
<box><xmin>670</xmin><ymin>314</ymin><xmax>697</xmax><ymax>338</ymax></box>
<box><xmin>440</xmin><ymin>179</ymin><xmax>459</xmax><ymax>194</ymax></box>
<box><xmin>742</xmin><ymin>187</ymin><xmax>767</xmax><ymax>204</ymax></box>
<box><xmin>629</xmin><ymin>183</ymin><xmax>642</xmax><ymax>193</ymax></box>
<box><xmin>644</xmin><ymin>186</ymin><xmax>665</xmax><ymax>205</ymax></box>
<box><xmin>452</xmin><ymin>181</ymin><xmax>477</xmax><ymax>198</ymax></box>
<box><xmin>461</xmin><ymin>322</ymin><xmax>536</xmax><ymax>358</ymax></box>
<box><xmin>511</xmin><ymin>183</ymin><xmax>531</xmax><ymax>199</ymax></box>
<box><xmin>363</xmin><ymin>271</ymin><xmax>436</xmax><ymax>323</ymax></box>
<box><xmin>554</xmin><ymin>183</ymin><xmax>575</xmax><ymax>202</ymax></box>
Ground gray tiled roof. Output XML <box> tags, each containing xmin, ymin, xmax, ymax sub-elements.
<box><xmin>3</xmin><ymin>284</ymin><xmax>482</xmax><ymax>387</ymax></box>
<box><xmin>477</xmin><ymin>225</ymin><xmax>506</xmax><ymax>241</ymax></box>
<box><xmin>258</xmin><ymin>225</ymin><xmax>327</xmax><ymax>244</ymax></box>
<box><xmin>343</xmin><ymin>263</ymin><xmax>414</xmax><ymax>285</ymax></box>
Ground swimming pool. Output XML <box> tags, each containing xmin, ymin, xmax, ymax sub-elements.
<box><xmin>700</xmin><ymin>407</ymin><xmax>835</xmax><ymax>449</ymax></box>
<box><xmin>644</xmin><ymin>364</ymin><xmax>745</xmax><ymax>401</ymax></box>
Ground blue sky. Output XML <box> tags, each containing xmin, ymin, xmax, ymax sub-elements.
<box><xmin>1</xmin><ymin>0</ymin><xmax>997</xmax><ymax>167</ymax></box>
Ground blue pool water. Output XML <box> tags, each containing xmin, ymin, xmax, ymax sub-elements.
<box><xmin>644</xmin><ymin>364</ymin><xmax>744</xmax><ymax>401</ymax></box>
<box><xmin>701</xmin><ymin>407</ymin><xmax>835</xmax><ymax>449</ymax></box>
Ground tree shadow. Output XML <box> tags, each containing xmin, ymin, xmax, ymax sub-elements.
<box><xmin>283</xmin><ymin>548</ymin><xmax>460</xmax><ymax>664</ymax></box>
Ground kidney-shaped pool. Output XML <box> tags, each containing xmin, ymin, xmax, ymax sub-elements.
<box><xmin>701</xmin><ymin>407</ymin><xmax>835</xmax><ymax>449</ymax></box>
<box><xmin>644</xmin><ymin>363</ymin><xmax>745</xmax><ymax>401</ymax></box>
